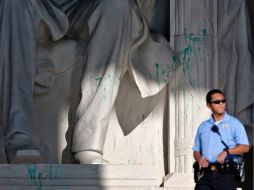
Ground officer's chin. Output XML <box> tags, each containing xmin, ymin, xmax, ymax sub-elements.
<box><xmin>216</xmin><ymin>110</ymin><xmax>225</xmax><ymax>115</ymax></box>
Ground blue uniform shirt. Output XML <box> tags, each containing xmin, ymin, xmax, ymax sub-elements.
<box><xmin>193</xmin><ymin>112</ymin><xmax>249</xmax><ymax>163</ymax></box>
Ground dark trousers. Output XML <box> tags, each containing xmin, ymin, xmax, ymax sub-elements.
<box><xmin>195</xmin><ymin>172</ymin><xmax>237</xmax><ymax>190</ymax></box>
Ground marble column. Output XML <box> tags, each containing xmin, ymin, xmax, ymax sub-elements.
<box><xmin>168</xmin><ymin>0</ymin><xmax>217</xmax><ymax>174</ymax></box>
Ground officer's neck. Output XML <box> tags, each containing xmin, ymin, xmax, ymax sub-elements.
<box><xmin>212</xmin><ymin>112</ymin><xmax>225</xmax><ymax>122</ymax></box>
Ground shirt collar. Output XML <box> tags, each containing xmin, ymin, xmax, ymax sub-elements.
<box><xmin>208</xmin><ymin>112</ymin><xmax>230</xmax><ymax>124</ymax></box>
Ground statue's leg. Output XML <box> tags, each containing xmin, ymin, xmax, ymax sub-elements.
<box><xmin>71</xmin><ymin>0</ymin><xmax>135</xmax><ymax>163</ymax></box>
<box><xmin>0</xmin><ymin>0</ymin><xmax>41</xmax><ymax>163</ymax></box>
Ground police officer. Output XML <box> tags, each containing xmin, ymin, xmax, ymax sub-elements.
<box><xmin>193</xmin><ymin>89</ymin><xmax>249</xmax><ymax>190</ymax></box>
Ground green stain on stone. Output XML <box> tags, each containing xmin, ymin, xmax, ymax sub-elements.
<box><xmin>27</xmin><ymin>165</ymin><xmax>37</xmax><ymax>179</ymax></box>
<box><xmin>187</xmin><ymin>34</ymin><xmax>200</xmax><ymax>42</ymax></box>
<box><xmin>27</xmin><ymin>165</ymin><xmax>43</xmax><ymax>190</ymax></box>
<box><xmin>201</xmin><ymin>28</ymin><xmax>208</xmax><ymax>37</ymax></box>
<box><xmin>172</xmin><ymin>55</ymin><xmax>178</xmax><ymax>63</ymax></box>
<box><xmin>178</xmin><ymin>45</ymin><xmax>192</xmax><ymax>80</ymax></box>
<box><xmin>183</xmin><ymin>45</ymin><xmax>192</xmax><ymax>60</ymax></box>
<box><xmin>155</xmin><ymin>63</ymin><xmax>159</xmax><ymax>84</ymax></box>
<box><xmin>95</xmin><ymin>77</ymin><xmax>103</xmax><ymax>81</ymax></box>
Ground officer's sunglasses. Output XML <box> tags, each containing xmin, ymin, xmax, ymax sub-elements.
<box><xmin>210</xmin><ymin>99</ymin><xmax>226</xmax><ymax>104</ymax></box>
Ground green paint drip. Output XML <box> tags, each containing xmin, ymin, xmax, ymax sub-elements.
<box><xmin>26</xmin><ymin>165</ymin><xmax>59</xmax><ymax>190</ymax></box>
<box><xmin>184</xmin><ymin>28</ymin><xmax>187</xmax><ymax>41</ymax></box>
<box><xmin>155</xmin><ymin>63</ymin><xmax>159</xmax><ymax>84</ymax></box>
<box><xmin>27</xmin><ymin>165</ymin><xmax>42</xmax><ymax>190</ymax></box>
<box><xmin>201</xmin><ymin>28</ymin><xmax>208</xmax><ymax>37</ymax></box>
<box><xmin>182</xmin><ymin>45</ymin><xmax>192</xmax><ymax>62</ymax></box>
<box><xmin>182</xmin><ymin>45</ymin><xmax>192</xmax><ymax>79</ymax></box>
<box><xmin>171</xmin><ymin>55</ymin><xmax>178</xmax><ymax>73</ymax></box>
<box><xmin>162</xmin><ymin>70</ymin><xmax>169</xmax><ymax>83</ymax></box>
<box><xmin>187</xmin><ymin>34</ymin><xmax>200</xmax><ymax>42</ymax></box>
<box><xmin>46</xmin><ymin>165</ymin><xmax>57</xmax><ymax>179</ymax></box>
<box><xmin>95</xmin><ymin>77</ymin><xmax>103</xmax><ymax>81</ymax></box>
<box><xmin>27</xmin><ymin>165</ymin><xmax>37</xmax><ymax>179</ymax></box>
<box><xmin>156</xmin><ymin>27</ymin><xmax>209</xmax><ymax>88</ymax></box>
<box><xmin>172</xmin><ymin>55</ymin><xmax>178</xmax><ymax>63</ymax></box>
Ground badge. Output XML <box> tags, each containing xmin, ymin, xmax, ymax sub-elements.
<box><xmin>223</xmin><ymin>123</ymin><xmax>229</xmax><ymax>128</ymax></box>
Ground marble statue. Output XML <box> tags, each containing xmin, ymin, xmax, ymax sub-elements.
<box><xmin>0</xmin><ymin>0</ymin><xmax>252</xmax><ymax>189</ymax></box>
<box><xmin>217</xmin><ymin>0</ymin><xmax>253</xmax><ymax>128</ymax></box>
<box><xmin>0</xmin><ymin>0</ymin><xmax>175</xmax><ymax>164</ymax></box>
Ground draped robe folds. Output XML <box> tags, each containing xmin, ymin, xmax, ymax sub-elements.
<box><xmin>217</xmin><ymin>0</ymin><xmax>253</xmax><ymax>127</ymax></box>
<box><xmin>0</xmin><ymin>0</ymin><xmax>174</xmax><ymax>155</ymax></box>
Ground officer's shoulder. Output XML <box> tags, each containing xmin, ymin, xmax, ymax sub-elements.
<box><xmin>226</xmin><ymin>114</ymin><xmax>243</xmax><ymax>126</ymax></box>
<box><xmin>198</xmin><ymin>120</ymin><xmax>210</xmax><ymax>129</ymax></box>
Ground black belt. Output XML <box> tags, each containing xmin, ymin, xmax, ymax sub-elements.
<box><xmin>202</xmin><ymin>162</ymin><xmax>234</xmax><ymax>173</ymax></box>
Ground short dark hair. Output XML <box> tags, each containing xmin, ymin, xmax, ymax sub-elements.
<box><xmin>206</xmin><ymin>89</ymin><xmax>225</xmax><ymax>103</ymax></box>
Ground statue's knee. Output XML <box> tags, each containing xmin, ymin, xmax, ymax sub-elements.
<box><xmin>2</xmin><ymin>0</ymin><xmax>26</xmax><ymax>7</ymax></box>
<box><xmin>1</xmin><ymin>0</ymin><xmax>28</xmax><ymax>16</ymax></box>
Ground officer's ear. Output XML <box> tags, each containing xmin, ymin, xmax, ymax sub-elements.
<box><xmin>207</xmin><ymin>102</ymin><xmax>211</xmax><ymax>109</ymax></box>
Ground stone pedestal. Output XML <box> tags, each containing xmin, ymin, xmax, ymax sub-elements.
<box><xmin>0</xmin><ymin>164</ymin><xmax>162</xmax><ymax>190</ymax></box>
<box><xmin>163</xmin><ymin>173</ymin><xmax>195</xmax><ymax>190</ymax></box>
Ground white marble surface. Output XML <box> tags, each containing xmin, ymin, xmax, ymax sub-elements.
<box><xmin>0</xmin><ymin>164</ymin><xmax>161</xmax><ymax>189</ymax></box>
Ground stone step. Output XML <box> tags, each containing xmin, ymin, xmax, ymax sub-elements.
<box><xmin>163</xmin><ymin>173</ymin><xmax>195</xmax><ymax>189</ymax></box>
<box><xmin>0</xmin><ymin>164</ymin><xmax>163</xmax><ymax>190</ymax></box>
<box><xmin>0</xmin><ymin>165</ymin><xmax>242</xmax><ymax>190</ymax></box>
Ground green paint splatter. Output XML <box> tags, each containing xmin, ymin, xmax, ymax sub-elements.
<box><xmin>161</xmin><ymin>70</ymin><xmax>168</xmax><ymax>83</ymax></box>
<box><xmin>187</xmin><ymin>34</ymin><xmax>200</xmax><ymax>42</ymax></box>
<box><xmin>172</xmin><ymin>55</ymin><xmax>178</xmax><ymax>63</ymax></box>
<box><xmin>181</xmin><ymin>45</ymin><xmax>192</xmax><ymax>79</ymax></box>
<box><xmin>183</xmin><ymin>45</ymin><xmax>192</xmax><ymax>57</ymax></box>
<box><xmin>45</xmin><ymin>165</ymin><xmax>57</xmax><ymax>179</ymax></box>
<box><xmin>201</xmin><ymin>28</ymin><xmax>208</xmax><ymax>37</ymax></box>
<box><xmin>26</xmin><ymin>165</ymin><xmax>59</xmax><ymax>190</ymax></box>
<box><xmin>27</xmin><ymin>165</ymin><xmax>37</xmax><ymax>179</ymax></box>
<box><xmin>155</xmin><ymin>63</ymin><xmax>159</xmax><ymax>84</ymax></box>
<box><xmin>95</xmin><ymin>77</ymin><xmax>103</xmax><ymax>81</ymax></box>
<box><xmin>170</xmin><ymin>56</ymin><xmax>178</xmax><ymax>73</ymax></box>
<box><xmin>184</xmin><ymin>28</ymin><xmax>187</xmax><ymax>41</ymax></box>
<box><xmin>27</xmin><ymin>165</ymin><xmax>42</xmax><ymax>190</ymax></box>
